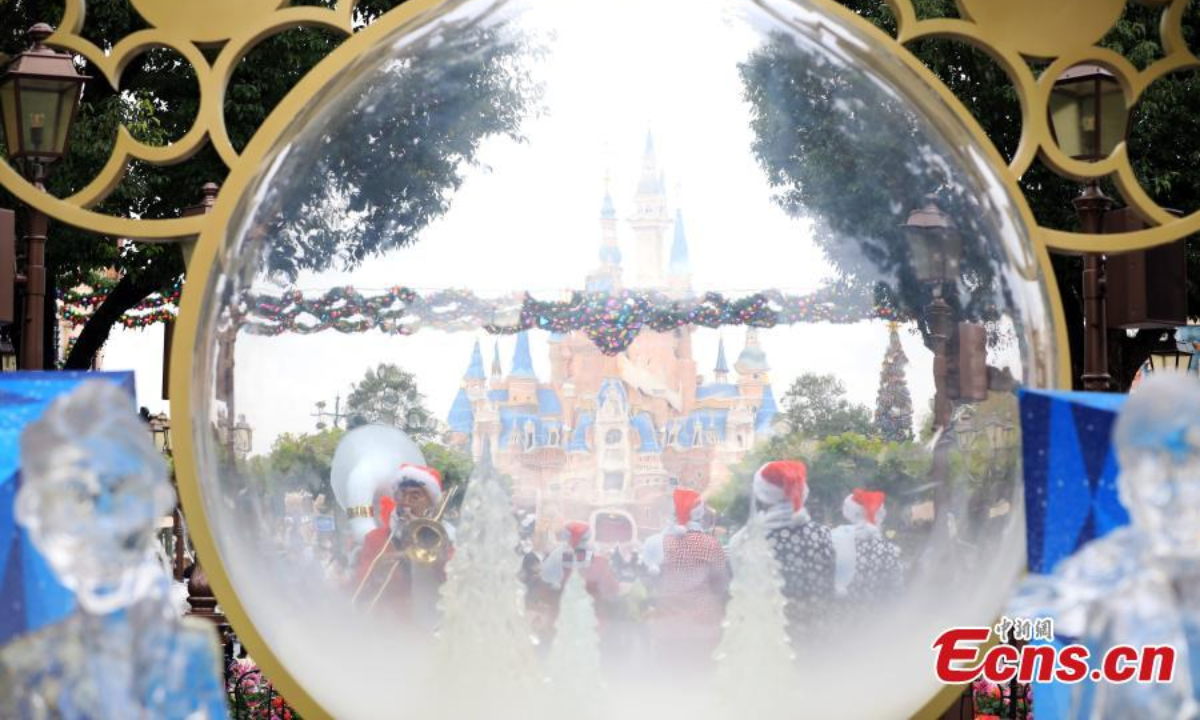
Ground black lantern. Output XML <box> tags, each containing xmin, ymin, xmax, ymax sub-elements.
<box><xmin>232</xmin><ymin>414</ymin><xmax>253</xmax><ymax>459</ymax></box>
<box><xmin>0</xmin><ymin>324</ymin><xmax>16</xmax><ymax>372</ymax></box>
<box><xmin>1049</xmin><ymin>64</ymin><xmax>1127</xmax><ymax>162</ymax></box>
<box><xmin>0</xmin><ymin>24</ymin><xmax>89</xmax><ymax>165</ymax></box>
<box><xmin>902</xmin><ymin>195</ymin><xmax>963</xmax><ymax>285</ymax></box>
<box><xmin>148</xmin><ymin>412</ymin><xmax>172</xmax><ymax>455</ymax></box>
<box><xmin>1146</xmin><ymin>348</ymin><xmax>1196</xmax><ymax>377</ymax></box>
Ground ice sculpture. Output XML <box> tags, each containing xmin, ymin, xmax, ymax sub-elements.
<box><xmin>0</xmin><ymin>381</ymin><xmax>228</xmax><ymax>719</ymax></box>
<box><xmin>713</xmin><ymin>515</ymin><xmax>798</xmax><ymax>714</ymax></box>
<box><xmin>546</xmin><ymin>572</ymin><xmax>605</xmax><ymax>717</ymax></box>
<box><xmin>1009</xmin><ymin>374</ymin><xmax>1200</xmax><ymax>719</ymax></box>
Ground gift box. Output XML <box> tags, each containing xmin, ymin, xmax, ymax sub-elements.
<box><xmin>1018</xmin><ymin>388</ymin><xmax>1130</xmax><ymax>574</ymax></box>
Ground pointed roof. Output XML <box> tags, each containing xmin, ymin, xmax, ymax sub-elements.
<box><xmin>714</xmin><ymin>338</ymin><xmax>729</xmax><ymax>374</ymax></box>
<box><xmin>510</xmin><ymin>331</ymin><xmax>535</xmax><ymax>378</ymax></box>
<box><xmin>668</xmin><ymin>209</ymin><xmax>690</xmax><ymax>275</ymax></box>
<box><xmin>491</xmin><ymin>342</ymin><xmax>502</xmax><ymax>376</ymax></box>
<box><xmin>755</xmin><ymin>385</ymin><xmax>779</xmax><ymax>434</ymax></box>
<box><xmin>447</xmin><ymin>388</ymin><xmax>474</xmax><ymax>434</ymax></box>
<box><xmin>637</xmin><ymin>130</ymin><xmax>665</xmax><ymax>196</ymax></box>
<box><xmin>465</xmin><ymin>339</ymin><xmax>485</xmax><ymax>380</ymax></box>
<box><xmin>600</xmin><ymin>189</ymin><xmax>616</xmax><ymax>220</ymax></box>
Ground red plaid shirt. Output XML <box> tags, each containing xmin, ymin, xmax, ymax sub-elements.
<box><xmin>654</xmin><ymin>531</ymin><xmax>730</xmax><ymax>623</ymax></box>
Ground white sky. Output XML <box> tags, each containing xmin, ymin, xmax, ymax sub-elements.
<box><xmin>98</xmin><ymin>0</ymin><xmax>1030</xmax><ymax>456</ymax></box>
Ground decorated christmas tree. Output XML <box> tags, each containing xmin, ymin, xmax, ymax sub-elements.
<box><xmin>874</xmin><ymin>322</ymin><xmax>914</xmax><ymax>442</ymax></box>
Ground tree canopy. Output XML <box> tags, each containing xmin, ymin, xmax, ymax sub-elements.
<box><xmin>780</xmin><ymin>372</ymin><xmax>875</xmax><ymax>439</ymax></box>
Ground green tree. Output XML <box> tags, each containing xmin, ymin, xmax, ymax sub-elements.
<box><xmin>874</xmin><ymin>324</ymin><xmax>914</xmax><ymax>442</ymax></box>
<box><xmin>257</xmin><ymin>426</ymin><xmax>346</xmax><ymax>496</ymax></box>
<box><xmin>0</xmin><ymin>0</ymin><xmax>538</xmax><ymax>368</ymax></box>
<box><xmin>345</xmin><ymin>362</ymin><xmax>437</xmax><ymax>441</ymax></box>
<box><xmin>741</xmin><ymin>0</ymin><xmax>1200</xmax><ymax>389</ymax></box>
<box><xmin>780</xmin><ymin>372</ymin><xmax>874</xmax><ymax>439</ymax></box>
<box><xmin>420</xmin><ymin>441</ymin><xmax>474</xmax><ymax>510</ymax></box>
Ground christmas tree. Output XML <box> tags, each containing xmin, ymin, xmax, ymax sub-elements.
<box><xmin>713</xmin><ymin>516</ymin><xmax>798</xmax><ymax>713</ymax></box>
<box><xmin>546</xmin><ymin>572</ymin><xmax>606</xmax><ymax>716</ymax></box>
<box><xmin>874</xmin><ymin>323</ymin><xmax>914</xmax><ymax>442</ymax></box>
<box><xmin>432</xmin><ymin>461</ymin><xmax>537</xmax><ymax>711</ymax></box>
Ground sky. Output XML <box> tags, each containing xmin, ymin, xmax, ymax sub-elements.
<box><xmin>97</xmin><ymin>0</ymin><xmax>1030</xmax><ymax>457</ymax></box>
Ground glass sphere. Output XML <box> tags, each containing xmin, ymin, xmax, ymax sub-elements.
<box><xmin>189</xmin><ymin>0</ymin><xmax>1056</xmax><ymax>716</ymax></box>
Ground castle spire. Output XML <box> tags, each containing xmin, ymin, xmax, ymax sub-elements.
<box><xmin>465</xmin><ymin>339</ymin><xmax>485</xmax><ymax>381</ymax></box>
<box><xmin>714</xmin><ymin>337</ymin><xmax>729</xmax><ymax>383</ymax></box>
<box><xmin>491</xmin><ymin>342</ymin><xmax>502</xmax><ymax>378</ymax></box>
<box><xmin>668</xmin><ymin>209</ymin><xmax>691</xmax><ymax>280</ymax></box>
<box><xmin>510</xmin><ymin>331</ymin><xmax>535</xmax><ymax>379</ymax></box>
<box><xmin>631</xmin><ymin>129</ymin><xmax>670</xmax><ymax>287</ymax></box>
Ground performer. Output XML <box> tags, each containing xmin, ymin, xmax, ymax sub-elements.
<box><xmin>752</xmin><ymin>460</ymin><xmax>835</xmax><ymax>650</ymax></box>
<box><xmin>540</xmin><ymin>521</ymin><xmax>619</xmax><ymax>598</ymax></box>
<box><xmin>648</xmin><ymin>488</ymin><xmax>730</xmax><ymax>665</ymax></box>
<box><xmin>352</xmin><ymin>463</ymin><xmax>451</xmax><ymax>629</ymax></box>
<box><xmin>831</xmin><ymin>489</ymin><xmax>903</xmax><ymax>606</ymax></box>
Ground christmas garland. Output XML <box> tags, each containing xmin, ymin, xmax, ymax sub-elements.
<box><xmin>56</xmin><ymin>279</ymin><xmax>913</xmax><ymax>354</ymax></box>
<box><xmin>58</xmin><ymin>278</ymin><xmax>184</xmax><ymax>329</ymax></box>
<box><xmin>241</xmin><ymin>285</ymin><xmax>906</xmax><ymax>355</ymax></box>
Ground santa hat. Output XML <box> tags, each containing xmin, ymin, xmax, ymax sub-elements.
<box><xmin>393</xmin><ymin>463</ymin><xmax>443</xmax><ymax>505</ymax></box>
<box><xmin>753</xmin><ymin>460</ymin><xmax>809</xmax><ymax>513</ymax></box>
<box><xmin>669</xmin><ymin>488</ymin><xmax>706</xmax><ymax>535</ymax></box>
<box><xmin>843</xmin><ymin>488</ymin><xmax>887</xmax><ymax>527</ymax></box>
<box><xmin>560</xmin><ymin>521</ymin><xmax>592</xmax><ymax>549</ymax></box>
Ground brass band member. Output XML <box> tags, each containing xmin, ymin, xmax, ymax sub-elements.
<box><xmin>352</xmin><ymin>464</ymin><xmax>452</xmax><ymax>628</ymax></box>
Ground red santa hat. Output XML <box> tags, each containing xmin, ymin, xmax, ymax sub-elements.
<box><xmin>753</xmin><ymin>460</ymin><xmax>809</xmax><ymax>512</ymax></box>
<box><xmin>843</xmin><ymin>488</ymin><xmax>887</xmax><ymax>526</ymax></box>
<box><xmin>670</xmin><ymin>488</ymin><xmax>706</xmax><ymax>534</ymax></box>
<box><xmin>561</xmin><ymin>520</ymin><xmax>592</xmax><ymax>549</ymax></box>
<box><xmin>393</xmin><ymin>463</ymin><xmax>443</xmax><ymax>505</ymax></box>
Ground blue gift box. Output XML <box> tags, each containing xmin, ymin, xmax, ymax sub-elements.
<box><xmin>1018</xmin><ymin>388</ymin><xmax>1131</xmax><ymax>575</ymax></box>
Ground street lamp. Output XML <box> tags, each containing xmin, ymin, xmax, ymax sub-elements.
<box><xmin>902</xmin><ymin>194</ymin><xmax>963</xmax><ymax>430</ymax></box>
<box><xmin>1049</xmin><ymin>63</ymin><xmax>1129</xmax><ymax>391</ymax></box>
<box><xmin>1049</xmin><ymin>64</ymin><xmax>1126</xmax><ymax>162</ymax></box>
<box><xmin>0</xmin><ymin>24</ymin><xmax>88</xmax><ymax>370</ymax></box>
<box><xmin>0</xmin><ymin>324</ymin><xmax>16</xmax><ymax>371</ymax></box>
<box><xmin>148</xmin><ymin>412</ymin><xmax>172</xmax><ymax>455</ymax></box>
<box><xmin>232</xmin><ymin>414</ymin><xmax>253</xmax><ymax>459</ymax></box>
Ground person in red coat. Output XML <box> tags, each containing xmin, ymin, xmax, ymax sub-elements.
<box><xmin>352</xmin><ymin>464</ymin><xmax>450</xmax><ymax>630</ymax></box>
<box><xmin>647</xmin><ymin>488</ymin><xmax>730</xmax><ymax>667</ymax></box>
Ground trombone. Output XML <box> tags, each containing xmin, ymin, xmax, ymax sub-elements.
<box><xmin>351</xmin><ymin>485</ymin><xmax>458</xmax><ymax>610</ymax></box>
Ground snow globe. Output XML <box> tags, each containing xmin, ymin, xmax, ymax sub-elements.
<box><xmin>175</xmin><ymin>0</ymin><xmax>1059</xmax><ymax>716</ymax></box>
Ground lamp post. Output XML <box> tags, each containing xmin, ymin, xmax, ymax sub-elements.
<box><xmin>0</xmin><ymin>24</ymin><xmax>88</xmax><ymax>370</ymax></box>
<box><xmin>232</xmin><ymin>413</ymin><xmax>253</xmax><ymax>460</ymax></box>
<box><xmin>903</xmin><ymin>194</ymin><xmax>964</xmax><ymax>545</ymax></box>
<box><xmin>903</xmin><ymin>194</ymin><xmax>963</xmax><ymax>430</ymax></box>
<box><xmin>312</xmin><ymin>395</ymin><xmax>350</xmax><ymax>430</ymax></box>
<box><xmin>1049</xmin><ymin>64</ymin><xmax>1129</xmax><ymax>391</ymax></box>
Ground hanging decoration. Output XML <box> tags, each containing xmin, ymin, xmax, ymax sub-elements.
<box><xmin>239</xmin><ymin>284</ymin><xmax>910</xmax><ymax>355</ymax></box>
<box><xmin>58</xmin><ymin>278</ymin><xmax>184</xmax><ymax>330</ymax></box>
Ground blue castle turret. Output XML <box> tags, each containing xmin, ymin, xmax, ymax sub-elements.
<box><xmin>510</xmin><ymin>332</ymin><xmax>535</xmax><ymax>379</ymax></box>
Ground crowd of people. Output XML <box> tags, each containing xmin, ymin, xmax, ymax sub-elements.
<box><xmin>308</xmin><ymin>458</ymin><xmax>904</xmax><ymax>671</ymax></box>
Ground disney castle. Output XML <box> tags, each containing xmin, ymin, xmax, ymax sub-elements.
<box><xmin>445</xmin><ymin>135</ymin><xmax>778</xmax><ymax>542</ymax></box>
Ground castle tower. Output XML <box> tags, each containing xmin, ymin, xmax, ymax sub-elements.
<box><xmin>734</xmin><ymin>328</ymin><xmax>770</xmax><ymax>400</ymax></box>
<box><xmin>586</xmin><ymin>186</ymin><xmax>623</xmax><ymax>293</ymax></box>
<box><xmin>667</xmin><ymin>209</ymin><xmax>692</xmax><ymax>295</ymax></box>
<box><xmin>489</xmin><ymin>342</ymin><xmax>503</xmax><ymax>388</ymax></box>
<box><xmin>464</xmin><ymin>339</ymin><xmax>487</xmax><ymax>396</ymax></box>
<box><xmin>714</xmin><ymin>337</ymin><xmax>730</xmax><ymax>385</ymax></box>
<box><xmin>508</xmin><ymin>331</ymin><xmax>538</xmax><ymax>406</ymax></box>
<box><xmin>629</xmin><ymin>131</ymin><xmax>670</xmax><ymax>287</ymax></box>
<box><xmin>594</xmin><ymin>379</ymin><xmax>632</xmax><ymax>498</ymax></box>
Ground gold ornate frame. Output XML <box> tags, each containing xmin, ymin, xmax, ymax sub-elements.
<box><xmin>1</xmin><ymin>0</ymin><xmax>1193</xmax><ymax>717</ymax></box>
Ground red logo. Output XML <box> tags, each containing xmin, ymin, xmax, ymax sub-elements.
<box><xmin>932</xmin><ymin>619</ymin><xmax>1176</xmax><ymax>685</ymax></box>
